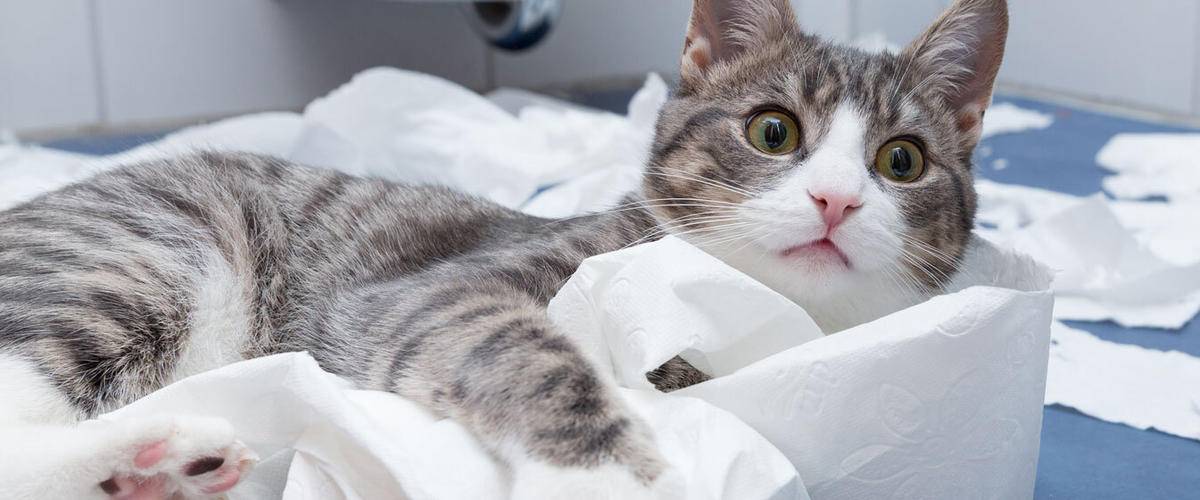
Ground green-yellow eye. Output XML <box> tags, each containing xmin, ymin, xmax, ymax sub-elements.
<box><xmin>875</xmin><ymin>139</ymin><xmax>926</xmax><ymax>182</ymax></box>
<box><xmin>746</xmin><ymin>111</ymin><xmax>800</xmax><ymax>155</ymax></box>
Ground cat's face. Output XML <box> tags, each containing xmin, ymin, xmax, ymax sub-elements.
<box><xmin>645</xmin><ymin>0</ymin><xmax>1007</xmax><ymax>324</ymax></box>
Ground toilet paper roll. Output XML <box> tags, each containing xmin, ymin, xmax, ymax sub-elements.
<box><xmin>549</xmin><ymin>236</ymin><xmax>1054</xmax><ymax>499</ymax></box>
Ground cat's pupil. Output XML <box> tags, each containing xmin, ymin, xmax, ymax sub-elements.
<box><xmin>889</xmin><ymin>148</ymin><xmax>912</xmax><ymax>176</ymax></box>
<box><xmin>762</xmin><ymin>118</ymin><xmax>787</xmax><ymax>150</ymax></box>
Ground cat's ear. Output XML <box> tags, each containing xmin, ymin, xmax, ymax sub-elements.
<box><xmin>680</xmin><ymin>0</ymin><xmax>797</xmax><ymax>90</ymax></box>
<box><xmin>904</xmin><ymin>0</ymin><xmax>1008</xmax><ymax>141</ymax></box>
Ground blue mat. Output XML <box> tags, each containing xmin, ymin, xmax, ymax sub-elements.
<box><xmin>978</xmin><ymin>97</ymin><xmax>1200</xmax><ymax>500</ymax></box>
<box><xmin>41</xmin><ymin>94</ymin><xmax>1200</xmax><ymax>499</ymax></box>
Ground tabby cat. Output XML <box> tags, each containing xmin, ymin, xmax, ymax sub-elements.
<box><xmin>0</xmin><ymin>0</ymin><xmax>1007</xmax><ymax>498</ymax></box>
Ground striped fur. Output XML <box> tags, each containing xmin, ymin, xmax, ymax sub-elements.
<box><xmin>0</xmin><ymin>0</ymin><xmax>1007</xmax><ymax>495</ymax></box>
<box><xmin>0</xmin><ymin>152</ymin><xmax>665</xmax><ymax>481</ymax></box>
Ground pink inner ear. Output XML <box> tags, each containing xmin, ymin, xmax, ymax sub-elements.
<box><xmin>682</xmin><ymin>36</ymin><xmax>714</xmax><ymax>81</ymax></box>
<box><xmin>680</xmin><ymin>0</ymin><xmax>797</xmax><ymax>85</ymax></box>
<box><xmin>900</xmin><ymin>0</ymin><xmax>1007</xmax><ymax>128</ymax></box>
<box><xmin>687</xmin><ymin>40</ymin><xmax>711</xmax><ymax>71</ymax></box>
<box><xmin>958</xmin><ymin>110</ymin><xmax>981</xmax><ymax>134</ymax></box>
<box><xmin>956</xmin><ymin>102</ymin><xmax>987</xmax><ymax>139</ymax></box>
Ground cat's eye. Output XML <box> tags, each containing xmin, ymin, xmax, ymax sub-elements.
<box><xmin>875</xmin><ymin>139</ymin><xmax>926</xmax><ymax>183</ymax></box>
<box><xmin>746</xmin><ymin>110</ymin><xmax>800</xmax><ymax>155</ymax></box>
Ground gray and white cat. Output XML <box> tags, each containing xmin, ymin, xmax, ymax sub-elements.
<box><xmin>0</xmin><ymin>0</ymin><xmax>1007</xmax><ymax>498</ymax></box>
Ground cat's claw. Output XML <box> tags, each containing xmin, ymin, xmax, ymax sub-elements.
<box><xmin>97</xmin><ymin>416</ymin><xmax>257</xmax><ymax>500</ymax></box>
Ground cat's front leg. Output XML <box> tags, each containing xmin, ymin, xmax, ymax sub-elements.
<box><xmin>373</xmin><ymin>284</ymin><xmax>679</xmax><ymax>499</ymax></box>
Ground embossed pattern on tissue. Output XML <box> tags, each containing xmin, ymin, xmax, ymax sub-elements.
<box><xmin>1006</xmin><ymin>329</ymin><xmax>1036</xmax><ymax>368</ymax></box>
<box><xmin>836</xmin><ymin>369</ymin><xmax>1020</xmax><ymax>500</ymax></box>
<box><xmin>933</xmin><ymin>296</ymin><xmax>985</xmax><ymax>338</ymax></box>
<box><xmin>772</xmin><ymin>361</ymin><xmax>836</xmax><ymax>420</ymax></box>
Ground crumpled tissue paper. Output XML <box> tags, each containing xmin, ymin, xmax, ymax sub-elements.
<box><xmin>0</xmin><ymin>68</ymin><xmax>665</xmax><ymax>216</ymax></box>
<box><xmin>9</xmin><ymin>65</ymin><xmax>1179</xmax><ymax>494</ymax></box>
<box><xmin>977</xmin><ymin>181</ymin><xmax>1200</xmax><ymax>329</ymax></box>
<box><xmin>302</xmin><ymin>68</ymin><xmax>664</xmax><ymax>208</ymax></box>
<box><xmin>94</xmin><ymin>233</ymin><xmax>1052</xmax><ymax>500</ymax></box>
<box><xmin>549</xmin><ymin>236</ymin><xmax>1055</xmax><ymax>499</ymax></box>
<box><xmin>102</xmin><ymin>352</ymin><xmax>803</xmax><ymax>500</ymax></box>
<box><xmin>1006</xmin><ymin>198</ymin><xmax>1200</xmax><ymax>329</ymax></box>
<box><xmin>967</xmin><ymin>180</ymin><xmax>1200</xmax><ymax>441</ymax></box>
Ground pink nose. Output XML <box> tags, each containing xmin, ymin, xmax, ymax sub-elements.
<box><xmin>809</xmin><ymin>190</ymin><xmax>862</xmax><ymax>231</ymax></box>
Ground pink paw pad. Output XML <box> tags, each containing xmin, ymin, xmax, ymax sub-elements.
<box><xmin>200</xmin><ymin>465</ymin><xmax>241</xmax><ymax>495</ymax></box>
<box><xmin>98</xmin><ymin>417</ymin><xmax>257</xmax><ymax>500</ymax></box>
<box><xmin>99</xmin><ymin>475</ymin><xmax>166</xmax><ymax>500</ymax></box>
<box><xmin>133</xmin><ymin>441</ymin><xmax>169</xmax><ymax>469</ymax></box>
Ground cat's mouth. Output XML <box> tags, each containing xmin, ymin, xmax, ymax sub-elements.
<box><xmin>780</xmin><ymin>239</ymin><xmax>851</xmax><ymax>268</ymax></box>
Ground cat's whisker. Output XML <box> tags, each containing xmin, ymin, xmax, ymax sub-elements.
<box><xmin>669</xmin><ymin>221</ymin><xmax>759</xmax><ymax>239</ymax></box>
<box><xmin>896</xmin><ymin>250</ymin><xmax>952</xmax><ymax>291</ymax></box>
<box><xmin>686</xmin><ymin>226</ymin><xmax>762</xmax><ymax>248</ymax></box>
<box><xmin>543</xmin><ymin>196</ymin><xmax>750</xmax><ymax>226</ymax></box>
<box><xmin>879</xmin><ymin>248</ymin><xmax>935</xmax><ymax>296</ymax></box>
<box><xmin>872</xmin><ymin>221</ymin><xmax>963</xmax><ymax>270</ymax></box>
<box><xmin>721</xmin><ymin>225</ymin><xmax>773</xmax><ymax>258</ymax></box>
<box><xmin>896</xmin><ymin>234</ymin><xmax>962</xmax><ymax>268</ymax></box>
<box><xmin>890</xmin><ymin>52</ymin><xmax>917</xmax><ymax>104</ymax></box>
<box><xmin>900</xmin><ymin>68</ymin><xmax>947</xmax><ymax>104</ymax></box>
<box><xmin>617</xmin><ymin>215</ymin><xmax>754</xmax><ymax>251</ymax></box>
<box><xmin>650</xmin><ymin>167</ymin><xmax>759</xmax><ymax>198</ymax></box>
<box><xmin>645</xmin><ymin>169</ymin><xmax>758</xmax><ymax>200</ymax></box>
<box><xmin>883</xmin><ymin>265</ymin><xmax>927</xmax><ymax>300</ymax></box>
<box><xmin>894</xmin><ymin>236</ymin><xmax>956</xmax><ymax>265</ymax></box>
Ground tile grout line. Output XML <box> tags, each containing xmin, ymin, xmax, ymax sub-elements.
<box><xmin>86</xmin><ymin>0</ymin><xmax>109</xmax><ymax>126</ymax></box>
<box><xmin>1193</xmin><ymin>3</ymin><xmax>1200</xmax><ymax>116</ymax></box>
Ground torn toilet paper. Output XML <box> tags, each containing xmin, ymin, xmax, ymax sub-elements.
<box><xmin>96</xmin><ymin>234</ymin><xmax>1052</xmax><ymax>500</ymax></box>
<box><xmin>0</xmin><ymin>69</ymin><xmax>666</xmax><ymax>217</ymax></box>
<box><xmin>1</xmin><ymin>66</ymin><xmax>1189</xmax><ymax>494</ymax></box>
<box><xmin>550</xmin><ymin>236</ymin><xmax>1055</xmax><ymax>500</ymax></box>
<box><xmin>301</xmin><ymin>68</ymin><xmax>663</xmax><ymax>208</ymax></box>
<box><xmin>977</xmin><ymin>181</ymin><xmax>1200</xmax><ymax>329</ymax></box>
<box><xmin>103</xmin><ymin>349</ymin><xmax>804</xmax><ymax>500</ymax></box>
<box><xmin>1046</xmin><ymin>322</ymin><xmax>1200</xmax><ymax>441</ymax></box>
<box><xmin>980</xmin><ymin>103</ymin><xmax>1054</xmax><ymax>139</ymax></box>
<box><xmin>977</xmin><ymin>179</ymin><xmax>1200</xmax><ymax>267</ymax></box>
<box><xmin>1097</xmin><ymin>133</ymin><xmax>1200</xmax><ymax>201</ymax></box>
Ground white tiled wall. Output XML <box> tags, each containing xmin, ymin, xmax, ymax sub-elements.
<box><xmin>492</xmin><ymin>0</ymin><xmax>693</xmax><ymax>89</ymax></box>
<box><xmin>491</xmin><ymin>0</ymin><xmax>859</xmax><ymax>91</ymax></box>
<box><xmin>0</xmin><ymin>0</ymin><xmax>489</xmax><ymax>134</ymax></box>
<box><xmin>1002</xmin><ymin>0</ymin><xmax>1199</xmax><ymax>114</ymax></box>
<box><xmin>851</xmin><ymin>0</ymin><xmax>950</xmax><ymax>46</ymax></box>
<box><xmin>805</xmin><ymin>0</ymin><xmax>1200</xmax><ymax>117</ymax></box>
<box><xmin>0</xmin><ymin>0</ymin><xmax>101</xmax><ymax>132</ymax></box>
<box><xmin>95</xmin><ymin>0</ymin><xmax>487</xmax><ymax>125</ymax></box>
<box><xmin>3</xmin><ymin>0</ymin><xmax>1200</xmax><ymax>135</ymax></box>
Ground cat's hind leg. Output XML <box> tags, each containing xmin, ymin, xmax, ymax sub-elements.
<box><xmin>0</xmin><ymin>353</ymin><xmax>256</xmax><ymax>500</ymax></box>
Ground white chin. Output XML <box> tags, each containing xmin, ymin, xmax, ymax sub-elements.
<box><xmin>705</xmin><ymin>244</ymin><xmax>924</xmax><ymax>332</ymax></box>
<box><xmin>707</xmin><ymin>243</ymin><xmax>859</xmax><ymax>295</ymax></box>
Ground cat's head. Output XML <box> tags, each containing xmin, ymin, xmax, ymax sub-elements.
<box><xmin>643</xmin><ymin>0</ymin><xmax>1007</xmax><ymax>328</ymax></box>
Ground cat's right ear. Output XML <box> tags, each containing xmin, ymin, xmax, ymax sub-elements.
<box><xmin>904</xmin><ymin>0</ymin><xmax>1009</xmax><ymax>143</ymax></box>
<box><xmin>680</xmin><ymin>0</ymin><xmax>797</xmax><ymax>91</ymax></box>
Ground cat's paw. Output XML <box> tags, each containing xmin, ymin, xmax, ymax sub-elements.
<box><xmin>94</xmin><ymin>415</ymin><xmax>257</xmax><ymax>499</ymax></box>
<box><xmin>510</xmin><ymin>461</ymin><xmax>685</xmax><ymax>500</ymax></box>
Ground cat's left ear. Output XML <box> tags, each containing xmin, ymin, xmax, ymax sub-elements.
<box><xmin>904</xmin><ymin>0</ymin><xmax>1009</xmax><ymax>143</ymax></box>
